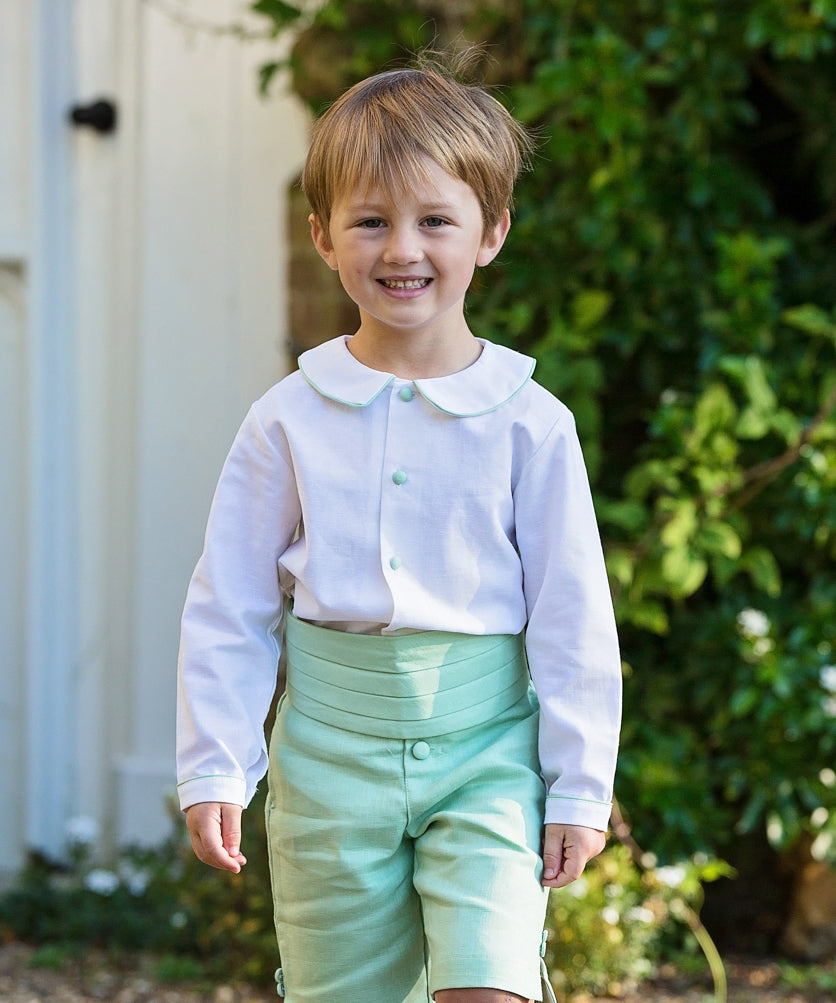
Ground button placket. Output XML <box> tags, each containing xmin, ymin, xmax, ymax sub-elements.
<box><xmin>381</xmin><ymin>383</ymin><xmax>415</xmax><ymax>580</ymax></box>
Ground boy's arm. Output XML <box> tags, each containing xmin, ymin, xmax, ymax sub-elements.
<box><xmin>515</xmin><ymin>407</ymin><xmax>622</xmax><ymax>832</ymax></box>
<box><xmin>177</xmin><ymin>397</ymin><xmax>301</xmax><ymax>812</ymax></box>
<box><xmin>185</xmin><ymin>801</ymin><xmax>248</xmax><ymax>873</ymax></box>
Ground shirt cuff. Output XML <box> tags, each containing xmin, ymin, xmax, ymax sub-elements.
<box><xmin>544</xmin><ymin>795</ymin><xmax>612</xmax><ymax>831</ymax></box>
<box><xmin>177</xmin><ymin>775</ymin><xmax>247</xmax><ymax>811</ymax></box>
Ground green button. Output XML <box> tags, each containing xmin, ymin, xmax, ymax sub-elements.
<box><xmin>392</xmin><ymin>470</ymin><xmax>407</xmax><ymax>485</ymax></box>
<box><xmin>412</xmin><ymin>741</ymin><xmax>430</xmax><ymax>760</ymax></box>
<box><xmin>389</xmin><ymin>556</ymin><xmax>402</xmax><ymax>570</ymax></box>
<box><xmin>399</xmin><ymin>386</ymin><xmax>415</xmax><ymax>402</ymax></box>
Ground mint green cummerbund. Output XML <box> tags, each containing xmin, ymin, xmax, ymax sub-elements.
<box><xmin>285</xmin><ymin>613</ymin><xmax>532</xmax><ymax>739</ymax></box>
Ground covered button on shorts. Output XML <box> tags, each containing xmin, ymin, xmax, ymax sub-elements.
<box><xmin>265</xmin><ymin>614</ymin><xmax>550</xmax><ymax>1003</ymax></box>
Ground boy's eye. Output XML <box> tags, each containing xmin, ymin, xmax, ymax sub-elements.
<box><xmin>423</xmin><ymin>216</ymin><xmax>447</xmax><ymax>228</ymax></box>
<box><xmin>358</xmin><ymin>218</ymin><xmax>385</xmax><ymax>229</ymax></box>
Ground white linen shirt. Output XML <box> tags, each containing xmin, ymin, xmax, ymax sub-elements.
<box><xmin>176</xmin><ymin>335</ymin><xmax>622</xmax><ymax>830</ymax></box>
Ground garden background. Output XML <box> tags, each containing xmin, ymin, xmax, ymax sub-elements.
<box><xmin>2</xmin><ymin>0</ymin><xmax>835</xmax><ymax>999</ymax></box>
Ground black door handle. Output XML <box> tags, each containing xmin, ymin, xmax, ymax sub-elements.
<box><xmin>69</xmin><ymin>99</ymin><xmax>117</xmax><ymax>134</ymax></box>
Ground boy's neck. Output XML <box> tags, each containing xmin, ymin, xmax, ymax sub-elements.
<box><xmin>346</xmin><ymin>324</ymin><xmax>482</xmax><ymax>381</ymax></box>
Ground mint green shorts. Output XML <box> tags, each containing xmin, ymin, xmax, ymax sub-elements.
<box><xmin>265</xmin><ymin>616</ymin><xmax>549</xmax><ymax>1002</ymax></box>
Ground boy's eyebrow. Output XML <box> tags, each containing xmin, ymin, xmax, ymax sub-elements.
<box><xmin>343</xmin><ymin>198</ymin><xmax>460</xmax><ymax>215</ymax></box>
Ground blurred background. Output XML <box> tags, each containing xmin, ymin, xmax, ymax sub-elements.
<box><xmin>1</xmin><ymin>0</ymin><xmax>835</xmax><ymax>996</ymax></box>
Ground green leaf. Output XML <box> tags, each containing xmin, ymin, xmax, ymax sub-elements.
<box><xmin>740</xmin><ymin>547</ymin><xmax>782</xmax><ymax>597</ymax></box>
<box><xmin>571</xmin><ymin>289</ymin><xmax>613</xmax><ymax>331</ymax></box>
<box><xmin>257</xmin><ymin>61</ymin><xmax>283</xmax><ymax>95</ymax></box>
<box><xmin>691</xmin><ymin>384</ymin><xmax>737</xmax><ymax>446</ymax></box>
<box><xmin>250</xmin><ymin>0</ymin><xmax>302</xmax><ymax>29</ymax></box>
<box><xmin>622</xmin><ymin>598</ymin><xmax>669</xmax><ymax>634</ymax></box>
<box><xmin>771</xmin><ymin>408</ymin><xmax>803</xmax><ymax>446</ymax></box>
<box><xmin>661</xmin><ymin>546</ymin><xmax>708</xmax><ymax>596</ymax></box>
<box><xmin>736</xmin><ymin>789</ymin><xmax>768</xmax><ymax>835</ymax></box>
<box><xmin>736</xmin><ymin>405</ymin><xmax>770</xmax><ymax>439</ymax></box>
<box><xmin>625</xmin><ymin>459</ymin><xmax>683</xmax><ymax>499</ymax></box>
<box><xmin>729</xmin><ymin>686</ymin><xmax>761</xmax><ymax>718</ymax></box>
<box><xmin>598</xmin><ymin>498</ymin><xmax>648</xmax><ymax>533</ymax></box>
<box><xmin>605</xmin><ymin>548</ymin><xmax>634</xmax><ymax>588</ymax></box>
<box><xmin>720</xmin><ymin>355</ymin><xmax>777</xmax><ymax>411</ymax></box>
<box><xmin>783</xmin><ymin>303</ymin><xmax>836</xmax><ymax>342</ymax></box>
<box><xmin>696</xmin><ymin>520</ymin><xmax>742</xmax><ymax>559</ymax></box>
<box><xmin>660</xmin><ymin>499</ymin><xmax>698</xmax><ymax>548</ymax></box>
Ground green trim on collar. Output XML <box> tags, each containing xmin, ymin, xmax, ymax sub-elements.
<box><xmin>298</xmin><ymin>336</ymin><xmax>536</xmax><ymax>416</ymax></box>
<box><xmin>299</xmin><ymin>364</ymin><xmax>394</xmax><ymax>408</ymax></box>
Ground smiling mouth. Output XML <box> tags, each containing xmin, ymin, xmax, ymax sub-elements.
<box><xmin>378</xmin><ymin>278</ymin><xmax>431</xmax><ymax>290</ymax></box>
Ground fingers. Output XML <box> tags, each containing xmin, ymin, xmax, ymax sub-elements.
<box><xmin>221</xmin><ymin>803</ymin><xmax>244</xmax><ymax>863</ymax></box>
<box><xmin>185</xmin><ymin>802</ymin><xmax>248</xmax><ymax>873</ymax></box>
<box><xmin>541</xmin><ymin>823</ymin><xmax>606</xmax><ymax>889</ymax></box>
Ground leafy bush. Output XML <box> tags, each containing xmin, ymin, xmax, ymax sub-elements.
<box><xmin>0</xmin><ymin>799</ymin><xmax>277</xmax><ymax>985</ymax></box>
<box><xmin>250</xmin><ymin>0</ymin><xmax>836</xmax><ymax>874</ymax></box>
<box><xmin>544</xmin><ymin>842</ymin><xmax>727</xmax><ymax>998</ymax></box>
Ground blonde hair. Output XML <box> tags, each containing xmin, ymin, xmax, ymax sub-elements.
<box><xmin>302</xmin><ymin>51</ymin><xmax>533</xmax><ymax>234</ymax></box>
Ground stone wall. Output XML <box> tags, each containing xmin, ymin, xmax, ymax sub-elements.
<box><xmin>287</xmin><ymin>180</ymin><xmax>358</xmax><ymax>360</ymax></box>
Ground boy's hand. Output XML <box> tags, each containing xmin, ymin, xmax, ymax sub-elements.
<box><xmin>184</xmin><ymin>802</ymin><xmax>248</xmax><ymax>873</ymax></box>
<box><xmin>541</xmin><ymin>823</ymin><xmax>606</xmax><ymax>888</ymax></box>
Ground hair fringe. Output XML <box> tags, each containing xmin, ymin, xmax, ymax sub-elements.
<box><xmin>303</xmin><ymin>42</ymin><xmax>536</xmax><ymax>229</ymax></box>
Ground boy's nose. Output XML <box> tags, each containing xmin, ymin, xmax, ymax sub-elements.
<box><xmin>382</xmin><ymin>227</ymin><xmax>423</xmax><ymax>264</ymax></box>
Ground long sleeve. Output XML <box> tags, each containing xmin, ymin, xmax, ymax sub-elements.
<box><xmin>176</xmin><ymin>404</ymin><xmax>302</xmax><ymax>810</ymax></box>
<box><xmin>176</xmin><ymin>338</ymin><xmax>622</xmax><ymax>823</ymax></box>
<box><xmin>514</xmin><ymin>411</ymin><xmax>622</xmax><ymax>831</ymax></box>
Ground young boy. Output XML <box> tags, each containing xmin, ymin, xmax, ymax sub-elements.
<box><xmin>177</xmin><ymin>52</ymin><xmax>621</xmax><ymax>1003</ymax></box>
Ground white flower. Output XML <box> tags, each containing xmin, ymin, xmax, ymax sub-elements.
<box><xmin>566</xmin><ymin>876</ymin><xmax>589</xmax><ymax>898</ymax></box>
<box><xmin>812</xmin><ymin>832</ymin><xmax>833</xmax><ymax>861</ymax></box>
<box><xmin>767</xmin><ymin>815</ymin><xmax>784</xmax><ymax>845</ymax></box>
<box><xmin>752</xmin><ymin>638</ymin><xmax>774</xmax><ymax>658</ymax></box>
<box><xmin>65</xmin><ymin>816</ymin><xmax>100</xmax><ymax>847</ymax></box>
<box><xmin>627</xmin><ymin>907</ymin><xmax>655</xmax><ymax>924</ymax></box>
<box><xmin>601</xmin><ymin>906</ymin><xmax>620</xmax><ymax>926</ymax></box>
<box><xmin>654</xmin><ymin>865</ymin><xmax>687</xmax><ymax>888</ymax></box>
<box><xmin>737</xmin><ymin>608</ymin><xmax>770</xmax><ymax>638</ymax></box>
<box><xmin>84</xmin><ymin>869</ymin><xmax>119</xmax><ymax>895</ymax></box>
<box><xmin>819</xmin><ymin>665</ymin><xmax>836</xmax><ymax>693</ymax></box>
<box><xmin>120</xmin><ymin>864</ymin><xmax>150</xmax><ymax>895</ymax></box>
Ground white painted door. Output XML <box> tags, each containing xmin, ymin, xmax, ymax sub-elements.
<box><xmin>0</xmin><ymin>0</ymin><xmax>309</xmax><ymax>869</ymax></box>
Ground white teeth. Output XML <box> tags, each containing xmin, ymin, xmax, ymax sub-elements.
<box><xmin>380</xmin><ymin>278</ymin><xmax>430</xmax><ymax>289</ymax></box>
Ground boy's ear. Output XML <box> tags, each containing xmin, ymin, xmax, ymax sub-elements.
<box><xmin>309</xmin><ymin>213</ymin><xmax>339</xmax><ymax>270</ymax></box>
<box><xmin>476</xmin><ymin>208</ymin><xmax>511</xmax><ymax>268</ymax></box>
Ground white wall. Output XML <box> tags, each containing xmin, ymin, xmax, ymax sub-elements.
<box><xmin>119</xmin><ymin>0</ymin><xmax>309</xmax><ymax>847</ymax></box>
<box><xmin>0</xmin><ymin>0</ymin><xmax>309</xmax><ymax>867</ymax></box>
<box><xmin>0</xmin><ymin>0</ymin><xmax>31</xmax><ymax>870</ymax></box>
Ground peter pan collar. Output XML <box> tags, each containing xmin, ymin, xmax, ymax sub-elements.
<box><xmin>298</xmin><ymin>336</ymin><xmax>535</xmax><ymax>417</ymax></box>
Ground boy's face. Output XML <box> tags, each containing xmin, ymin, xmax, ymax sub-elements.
<box><xmin>310</xmin><ymin>158</ymin><xmax>509</xmax><ymax>344</ymax></box>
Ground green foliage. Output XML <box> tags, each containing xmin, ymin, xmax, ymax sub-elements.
<box><xmin>0</xmin><ymin>798</ymin><xmax>277</xmax><ymax>986</ymax></box>
<box><xmin>778</xmin><ymin>960</ymin><xmax>836</xmax><ymax>994</ymax></box>
<box><xmin>0</xmin><ymin>806</ymin><xmax>738</xmax><ymax>997</ymax></box>
<box><xmin>250</xmin><ymin>0</ymin><xmax>836</xmax><ymax>867</ymax></box>
<box><xmin>544</xmin><ymin>842</ymin><xmax>728</xmax><ymax>998</ymax></box>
